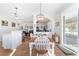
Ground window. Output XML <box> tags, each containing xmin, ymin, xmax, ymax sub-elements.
<box><xmin>63</xmin><ymin>17</ymin><xmax>78</xmax><ymax>52</ymax></box>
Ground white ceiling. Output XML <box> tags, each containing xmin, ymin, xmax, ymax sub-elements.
<box><xmin>0</xmin><ymin>3</ymin><xmax>74</xmax><ymax>22</ymax></box>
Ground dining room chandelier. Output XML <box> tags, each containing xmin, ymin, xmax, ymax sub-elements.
<box><xmin>36</xmin><ymin>3</ymin><xmax>45</xmax><ymax>20</ymax></box>
<box><xmin>14</xmin><ymin>6</ymin><xmax>18</xmax><ymax>20</ymax></box>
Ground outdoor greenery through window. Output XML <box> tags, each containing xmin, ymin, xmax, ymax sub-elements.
<box><xmin>64</xmin><ymin>17</ymin><xmax>78</xmax><ymax>52</ymax></box>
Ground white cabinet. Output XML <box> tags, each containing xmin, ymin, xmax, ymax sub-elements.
<box><xmin>2</xmin><ymin>30</ymin><xmax>22</xmax><ymax>49</ymax></box>
<box><xmin>11</xmin><ymin>31</ymin><xmax>22</xmax><ymax>49</ymax></box>
<box><xmin>2</xmin><ymin>32</ymin><xmax>11</xmax><ymax>49</ymax></box>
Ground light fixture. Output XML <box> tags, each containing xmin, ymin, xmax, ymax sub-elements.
<box><xmin>36</xmin><ymin>3</ymin><xmax>45</xmax><ymax>20</ymax></box>
<box><xmin>14</xmin><ymin>7</ymin><xmax>18</xmax><ymax>20</ymax></box>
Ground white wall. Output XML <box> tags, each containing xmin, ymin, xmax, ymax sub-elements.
<box><xmin>0</xmin><ymin>19</ymin><xmax>20</xmax><ymax>31</ymax></box>
<box><xmin>0</xmin><ymin>19</ymin><xmax>21</xmax><ymax>42</ymax></box>
<box><xmin>0</xmin><ymin>18</ymin><xmax>33</xmax><ymax>31</ymax></box>
<box><xmin>23</xmin><ymin>22</ymin><xmax>33</xmax><ymax>32</ymax></box>
<box><xmin>0</xmin><ymin>18</ymin><xmax>33</xmax><ymax>42</ymax></box>
<box><xmin>33</xmin><ymin>14</ymin><xmax>55</xmax><ymax>38</ymax></box>
<box><xmin>53</xmin><ymin>4</ymin><xmax>79</xmax><ymax>45</ymax></box>
<box><xmin>61</xmin><ymin>4</ymin><xmax>79</xmax><ymax>45</ymax></box>
<box><xmin>61</xmin><ymin>4</ymin><xmax>79</xmax><ymax>19</ymax></box>
<box><xmin>54</xmin><ymin>14</ymin><xmax>62</xmax><ymax>44</ymax></box>
<box><xmin>0</xmin><ymin>33</ymin><xmax>2</xmax><ymax>41</ymax></box>
<box><xmin>54</xmin><ymin>14</ymin><xmax>61</xmax><ymax>35</ymax></box>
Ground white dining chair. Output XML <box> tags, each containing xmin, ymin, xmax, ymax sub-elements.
<box><xmin>29</xmin><ymin>36</ymin><xmax>55</xmax><ymax>56</ymax></box>
<box><xmin>34</xmin><ymin>36</ymin><xmax>53</xmax><ymax>56</ymax></box>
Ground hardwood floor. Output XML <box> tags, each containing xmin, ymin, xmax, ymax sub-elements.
<box><xmin>54</xmin><ymin>46</ymin><xmax>65</xmax><ymax>56</ymax></box>
<box><xmin>13</xmin><ymin>36</ymin><xmax>65</xmax><ymax>56</ymax></box>
<box><xmin>13</xmin><ymin>37</ymin><xmax>37</xmax><ymax>56</ymax></box>
<box><xmin>13</xmin><ymin>39</ymin><xmax>30</xmax><ymax>56</ymax></box>
<box><xmin>0</xmin><ymin>41</ymin><xmax>12</xmax><ymax>56</ymax></box>
<box><xmin>0</xmin><ymin>36</ymin><xmax>67</xmax><ymax>56</ymax></box>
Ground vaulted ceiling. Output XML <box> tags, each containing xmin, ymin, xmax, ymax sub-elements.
<box><xmin>0</xmin><ymin>3</ymin><xmax>74</xmax><ymax>22</ymax></box>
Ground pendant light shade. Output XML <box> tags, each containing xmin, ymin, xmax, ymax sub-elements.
<box><xmin>14</xmin><ymin>7</ymin><xmax>18</xmax><ymax>20</ymax></box>
<box><xmin>36</xmin><ymin>3</ymin><xmax>45</xmax><ymax>20</ymax></box>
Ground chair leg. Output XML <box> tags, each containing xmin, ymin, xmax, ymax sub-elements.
<box><xmin>30</xmin><ymin>47</ymin><xmax>32</xmax><ymax>56</ymax></box>
<box><xmin>29</xmin><ymin>45</ymin><xmax>32</xmax><ymax>56</ymax></box>
<box><xmin>37</xmin><ymin>53</ymin><xmax>38</xmax><ymax>56</ymax></box>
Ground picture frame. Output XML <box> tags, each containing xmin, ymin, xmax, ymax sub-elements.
<box><xmin>12</xmin><ymin>22</ymin><xmax>16</xmax><ymax>27</ymax></box>
<box><xmin>55</xmin><ymin>21</ymin><xmax>60</xmax><ymax>27</ymax></box>
<box><xmin>1</xmin><ymin>20</ymin><xmax>8</xmax><ymax>26</ymax></box>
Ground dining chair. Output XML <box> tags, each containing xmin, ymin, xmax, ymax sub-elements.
<box><xmin>34</xmin><ymin>36</ymin><xmax>53</xmax><ymax>56</ymax></box>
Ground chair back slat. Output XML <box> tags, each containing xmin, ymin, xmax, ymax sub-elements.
<box><xmin>35</xmin><ymin>36</ymin><xmax>49</xmax><ymax>51</ymax></box>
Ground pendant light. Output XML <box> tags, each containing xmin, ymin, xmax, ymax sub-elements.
<box><xmin>14</xmin><ymin>7</ymin><xmax>18</xmax><ymax>20</ymax></box>
<box><xmin>36</xmin><ymin>3</ymin><xmax>45</xmax><ymax>20</ymax></box>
